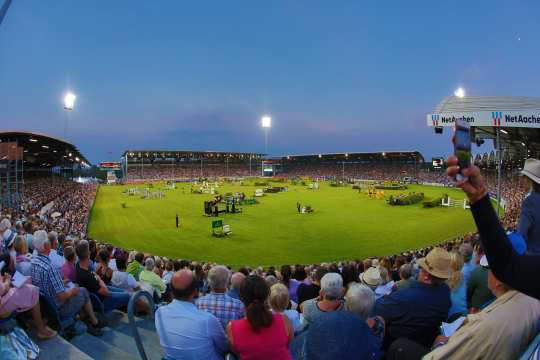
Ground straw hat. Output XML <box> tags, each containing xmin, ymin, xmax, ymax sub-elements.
<box><xmin>417</xmin><ymin>247</ymin><xmax>452</xmax><ymax>279</ymax></box>
<box><xmin>520</xmin><ymin>158</ymin><xmax>540</xmax><ymax>185</ymax></box>
<box><xmin>360</xmin><ymin>267</ymin><xmax>382</xmax><ymax>287</ymax></box>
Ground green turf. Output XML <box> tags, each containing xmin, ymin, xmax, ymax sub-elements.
<box><xmin>87</xmin><ymin>181</ymin><xmax>476</xmax><ymax>267</ymax></box>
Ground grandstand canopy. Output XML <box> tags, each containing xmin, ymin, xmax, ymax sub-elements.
<box><xmin>281</xmin><ymin>151</ymin><xmax>424</xmax><ymax>163</ymax></box>
<box><xmin>427</xmin><ymin>96</ymin><xmax>540</xmax><ymax>159</ymax></box>
<box><xmin>123</xmin><ymin>150</ymin><xmax>265</xmax><ymax>162</ymax></box>
<box><xmin>0</xmin><ymin>131</ymin><xmax>90</xmax><ymax>168</ymax></box>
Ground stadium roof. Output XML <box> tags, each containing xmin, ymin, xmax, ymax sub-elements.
<box><xmin>123</xmin><ymin>150</ymin><xmax>265</xmax><ymax>161</ymax></box>
<box><xmin>428</xmin><ymin>96</ymin><xmax>540</xmax><ymax>159</ymax></box>
<box><xmin>0</xmin><ymin>131</ymin><xmax>90</xmax><ymax>168</ymax></box>
<box><xmin>281</xmin><ymin>151</ymin><xmax>424</xmax><ymax>163</ymax></box>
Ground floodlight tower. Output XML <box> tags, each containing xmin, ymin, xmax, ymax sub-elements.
<box><xmin>63</xmin><ymin>92</ymin><xmax>76</xmax><ymax>139</ymax></box>
<box><xmin>261</xmin><ymin>115</ymin><xmax>272</xmax><ymax>176</ymax></box>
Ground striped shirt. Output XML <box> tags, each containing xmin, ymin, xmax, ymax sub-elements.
<box><xmin>31</xmin><ymin>254</ymin><xmax>66</xmax><ymax>306</ymax></box>
<box><xmin>196</xmin><ymin>292</ymin><xmax>244</xmax><ymax>328</ymax></box>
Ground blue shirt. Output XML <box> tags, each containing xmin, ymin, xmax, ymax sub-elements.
<box><xmin>461</xmin><ymin>260</ymin><xmax>477</xmax><ymax>285</ymax></box>
<box><xmin>518</xmin><ymin>192</ymin><xmax>540</xmax><ymax>254</ymax></box>
<box><xmin>372</xmin><ymin>281</ymin><xmax>450</xmax><ymax>348</ymax></box>
<box><xmin>196</xmin><ymin>292</ymin><xmax>244</xmax><ymax>328</ymax></box>
<box><xmin>226</xmin><ymin>288</ymin><xmax>240</xmax><ymax>301</ymax></box>
<box><xmin>30</xmin><ymin>254</ymin><xmax>66</xmax><ymax>306</ymax></box>
<box><xmin>155</xmin><ymin>300</ymin><xmax>229</xmax><ymax>360</ymax></box>
<box><xmin>291</xmin><ymin>311</ymin><xmax>382</xmax><ymax>360</ymax></box>
<box><xmin>449</xmin><ymin>280</ymin><xmax>468</xmax><ymax>317</ymax></box>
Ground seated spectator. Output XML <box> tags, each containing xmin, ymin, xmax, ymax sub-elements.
<box><xmin>389</xmin><ymin>267</ymin><xmax>540</xmax><ymax>359</ymax></box>
<box><xmin>111</xmin><ymin>254</ymin><xmax>150</xmax><ymax>314</ymax></box>
<box><xmin>459</xmin><ymin>243</ymin><xmax>476</xmax><ymax>285</ymax></box>
<box><xmin>394</xmin><ymin>264</ymin><xmax>414</xmax><ymax>291</ymax></box>
<box><xmin>47</xmin><ymin>232</ymin><xmax>64</xmax><ymax>270</ymax></box>
<box><xmin>227</xmin><ymin>272</ymin><xmax>245</xmax><ymax>300</ymax></box>
<box><xmin>140</xmin><ymin>257</ymin><xmax>166</xmax><ymax>299</ymax></box>
<box><xmin>75</xmin><ymin>241</ymin><xmax>131</xmax><ymax>313</ymax></box>
<box><xmin>226</xmin><ymin>275</ymin><xmax>293</xmax><ymax>360</ymax></box>
<box><xmin>375</xmin><ymin>267</ymin><xmax>395</xmax><ymax>299</ymax></box>
<box><xmin>153</xmin><ymin>257</ymin><xmax>163</xmax><ymax>277</ymax></box>
<box><xmin>23</xmin><ymin>222</ymin><xmax>34</xmax><ymax>252</ymax></box>
<box><xmin>60</xmin><ymin>246</ymin><xmax>76</xmax><ymax>282</ymax></box>
<box><xmin>127</xmin><ymin>252</ymin><xmax>144</xmax><ymax>281</ymax></box>
<box><xmin>30</xmin><ymin>231</ymin><xmax>104</xmax><ymax>336</ymax></box>
<box><xmin>196</xmin><ymin>265</ymin><xmax>244</xmax><ymax>328</ymax></box>
<box><xmin>95</xmin><ymin>249</ymin><xmax>113</xmax><ymax>285</ymax></box>
<box><xmin>467</xmin><ymin>255</ymin><xmax>494</xmax><ymax>313</ymax></box>
<box><xmin>155</xmin><ymin>270</ymin><xmax>229</xmax><ymax>360</ymax></box>
<box><xmin>291</xmin><ymin>310</ymin><xmax>382</xmax><ymax>360</ymax></box>
<box><xmin>346</xmin><ymin>283</ymin><xmax>385</xmax><ymax>342</ymax></box>
<box><xmin>269</xmin><ymin>283</ymin><xmax>303</xmax><ymax>333</ymax></box>
<box><xmin>297</xmin><ymin>267</ymin><xmax>327</xmax><ymax>306</ymax></box>
<box><xmin>447</xmin><ymin>252</ymin><xmax>467</xmax><ymax>319</ymax></box>
<box><xmin>360</xmin><ymin>267</ymin><xmax>382</xmax><ymax>293</ymax></box>
<box><xmin>301</xmin><ymin>273</ymin><xmax>345</xmax><ymax>327</ymax></box>
<box><xmin>265</xmin><ymin>275</ymin><xmax>279</xmax><ymax>287</ymax></box>
<box><xmin>372</xmin><ymin>247</ymin><xmax>451</xmax><ymax>349</ymax></box>
<box><xmin>14</xmin><ymin>235</ymin><xmax>32</xmax><ymax>276</ymax></box>
<box><xmin>0</xmin><ymin>271</ymin><xmax>57</xmax><ymax>340</ymax></box>
<box><xmin>280</xmin><ymin>264</ymin><xmax>300</xmax><ymax>303</ymax></box>
<box><xmin>162</xmin><ymin>260</ymin><xmax>174</xmax><ymax>285</ymax></box>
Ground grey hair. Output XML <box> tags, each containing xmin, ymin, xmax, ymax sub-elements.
<box><xmin>320</xmin><ymin>272</ymin><xmax>343</xmax><ymax>300</ymax></box>
<box><xmin>345</xmin><ymin>283</ymin><xmax>375</xmax><ymax>319</ymax></box>
<box><xmin>208</xmin><ymin>265</ymin><xmax>230</xmax><ymax>290</ymax></box>
<box><xmin>399</xmin><ymin>264</ymin><xmax>413</xmax><ymax>280</ymax></box>
<box><xmin>230</xmin><ymin>272</ymin><xmax>246</xmax><ymax>291</ymax></box>
<box><xmin>145</xmin><ymin>257</ymin><xmax>155</xmax><ymax>271</ymax></box>
<box><xmin>0</xmin><ymin>218</ymin><xmax>11</xmax><ymax>231</ymax></box>
<box><xmin>32</xmin><ymin>230</ymin><xmax>50</xmax><ymax>253</ymax></box>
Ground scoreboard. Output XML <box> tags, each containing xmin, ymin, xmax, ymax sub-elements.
<box><xmin>99</xmin><ymin>162</ymin><xmax>122</xmax><ymax>171</ymax></box>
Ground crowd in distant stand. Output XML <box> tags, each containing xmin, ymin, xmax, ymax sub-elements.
<box><xmin>0</xmin><ymin>163</ymin><xmax>536</xmax><ymax>359</ymax></box>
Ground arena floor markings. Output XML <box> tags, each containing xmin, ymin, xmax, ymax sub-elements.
<box><xmin>87</xmin><ymin>181</ymin><xmax>476</xmax><ymax>268</ymax></box>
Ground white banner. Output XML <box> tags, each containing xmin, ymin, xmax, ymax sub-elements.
<box><xmin>426</xmin><ymin>111</ymin><xmax>540</xmax><ymax>128</ymax></box>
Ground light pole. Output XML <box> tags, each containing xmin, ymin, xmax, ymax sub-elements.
<box><xmin>63</xmin><ymin>92</ymin><xmax>76</xmax><ymax>139</ymax></box>
<box><xmin>261</xmin><ymin>115</ymin><xmax>271</xmax><ymax>176</ymax></box>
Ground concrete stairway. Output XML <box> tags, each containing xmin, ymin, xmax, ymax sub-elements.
<box><xmin>36</xmin><ymin>310</ymin><xmax>164</xmax><ymax>360</ymax></box>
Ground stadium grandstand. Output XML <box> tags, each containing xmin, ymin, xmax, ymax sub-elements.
<box><xmin>123</xmin><ymin>150</ymin><xmax>265</xmax><ymax>180</ymax></box>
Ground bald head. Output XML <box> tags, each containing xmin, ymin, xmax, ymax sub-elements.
<box><xmin>171</xmin><ymin>270</ymin><xmax>197</xmax><ymax>301</ymax></box>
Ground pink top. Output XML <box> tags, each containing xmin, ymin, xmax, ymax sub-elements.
<box><xmin>231</xmin><ymin>313</ymin><xmax>292</xmax><ymax>360</ymax></box>
<box><xmin>61</xmin><ymin>262</ymin><xmax>76</xmax><ymax>282</ymax></box>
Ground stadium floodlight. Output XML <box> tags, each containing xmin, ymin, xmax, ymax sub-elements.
<box><xmin>63</xmin><ymin>92</ymin><xmax>76</xmax><ymax>110</ymax></box>
<box><xmin>261</xmin><ymin>115</ymin><xmax>272</xmax><ymax>128</ymax></box>
<box><xmin>454</xmin><ymin>87</ymin><xmax>465</xmax><ymax>98</ymax></box>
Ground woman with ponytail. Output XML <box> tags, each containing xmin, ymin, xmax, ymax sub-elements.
<box><xmin>226</xmin><ymin>275</ymin><xmax>293</xmax><ymax>360</ymax></box>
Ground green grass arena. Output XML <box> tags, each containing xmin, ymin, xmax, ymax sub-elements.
<box><xmin>87</xmin><ymin>181</ymin><xmax>476</xmax><ymax>268</ymax></box>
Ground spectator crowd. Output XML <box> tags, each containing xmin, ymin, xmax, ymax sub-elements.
<box><xmin>0</xmin><ymin>163</ymin><xmax>538</xmax><ymax>359</ymax></box>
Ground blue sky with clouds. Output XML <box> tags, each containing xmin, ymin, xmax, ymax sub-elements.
<box><xmin>1</xmin><ymin>1</ymin><xmax>539</xmax><ymax>163</ymax></box>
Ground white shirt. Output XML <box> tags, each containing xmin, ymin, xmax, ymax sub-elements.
<box><xmin>48</xmin><ymin>249</ymin><xmax>65</xmax><ymax>270</ymax></box>
<box><xmin>111</xmin><ymin>270</ymin><xmax>138</xmax><ymax>293</ymax></box>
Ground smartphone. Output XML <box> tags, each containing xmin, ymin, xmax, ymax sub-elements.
<box><xmin>453</xmin><ymin>119</ymin><xmax>471</xmax><ymax>181</ymax></box>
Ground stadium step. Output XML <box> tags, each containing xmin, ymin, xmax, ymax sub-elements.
<box><xmin>35</xmin><ymin>334</ymin><xmax>93</xmax><ymax>360</ymax></box>
<box><xmin>70</xmin><ymin>332</ymin><xmax>139</xmax><ymax>360</ymax></box>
